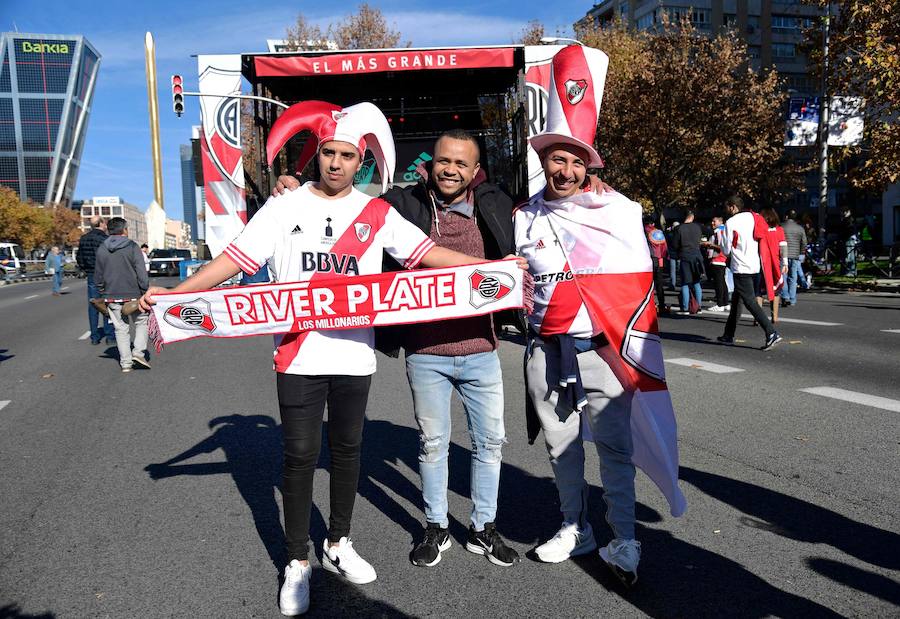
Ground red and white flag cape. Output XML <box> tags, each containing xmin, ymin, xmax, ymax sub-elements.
<box><xmin>537</xmin><ymin>190</ymin><xmax>687</xmax><ymax>518</ymax></box>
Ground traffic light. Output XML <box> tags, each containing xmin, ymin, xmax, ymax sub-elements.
<box><xmin>172</xmin><ymin>75</ymin><xmax>184</xmax><ymax>117</ymax></box>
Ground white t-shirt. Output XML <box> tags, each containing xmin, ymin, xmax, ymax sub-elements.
<box><xmin>724</xmin><ymin>211</ymin><xmax>760</xmax><ymax>275</ymax></box>
<box><xmin>224</xmin><ymin>183</ymin><xmax>435</xmax><ymax>376</ymax></box>
<box><xmin>514</xmin><ymin>199</ymin><xmax>594</xmax><ymax>338</ymax></box>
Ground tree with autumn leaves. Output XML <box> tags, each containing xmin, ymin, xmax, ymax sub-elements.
<box><xmin>0</xmin><ymin>186</ymin><xmax>81</xmax><ymax>251</ymax></box>
<box><xmin>572</xmin><ymin>19</ymin><xmax>802</xmax><ymax>215</ymax></box>
<box><xmin>806</xmin><ymin>0</ymin><xmax>900</xmax><ymax>190</ymax></box>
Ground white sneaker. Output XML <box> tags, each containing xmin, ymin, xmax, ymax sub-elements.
<box><xmin>707</xmin><ymin>305</ymin><xmax>724</xmax><ymax>312</ymax></box>
<box><xmin>535</xmin><ymin>521</ymin><xmax>597</xmax><ymax>563</ymax></box>
<box><xmin>279</xmin><ymin>560</ymin><xmax>311</xmax><ymax>616</ymax></box>
<box><xmin>322</xmin><ymin>537</ymin><xmax>377</xmax><ymax>584</ymax></box>
<box><xmin>599</xmin><ymin>538</ymin><xmax>641</xmax><ymax>586</ymax></box>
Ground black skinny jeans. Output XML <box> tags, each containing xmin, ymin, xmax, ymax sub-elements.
<box><xmin>652</xmin><ymin>263</ymin><xmax>667</xmax><ymax>310</ymax></box>
<box><xmin>710</xmin><ymin>265</ymin><xmax>729</xmax><ymax>307</ymax></box>
<box><xmin>724</xmin><ymin>273</ymin><xmax>775</xmax><ymax>339</ymax></box>
<box><xmin>277</xmin><ymin>373</ymin><xmax>372</xmax><ymax>561</ymax></box>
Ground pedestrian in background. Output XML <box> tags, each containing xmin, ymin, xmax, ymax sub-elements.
<box><xmin>672</xmin><ymin>210</ymin><xmax>704</xmax><ymax>314</ymax></box>
<box><xmin>718</xmin><ymin>196</ymin><xmax>782</xmax><ymax>350</ymax></box>
<box><xmin>645</xmin><ymin>218</ymin><xmax>670</xmax><ymax>314</ymax></box>
<box><xmin>781</xmin><ymin>210</ymin><xmax>807</xmax><ymax>307</ymax></box>
<box><xmin>76</xmin><ymin>216</ymin><xmax>114</xmax><ymax>345</ymax></box>
<box><xmin>665</xmin><ymin>222</ymin><xmax>679</xmax><ymax>291</ymax></box>
<box><xmin>141</xmin><ymin>243</ymin><xmax>151</xmax><ymax>272</ymax></box>
<box><xmin>703</xmin><ymin>215</ymin><xmax>729</xmax><ymax>312</ymax></box>
<box><xmin>94</xmin><ymin>217</ymin><xmax>150</xmax><ymax>373</ymax></box>
<box><xmin>44</xmin><ymin>246</ymin><xmax>63</xmax><ymax>296</ymax></box>
<box><xmin>759</xmin><ymin>208</ymin><xmax>787</xmax><ymax>325</ymax></box>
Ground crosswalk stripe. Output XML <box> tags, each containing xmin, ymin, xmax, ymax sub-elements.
<box><xmin>665</xmin><ymin>358</ymin><xmax>745</xmax><ymax>374</ymax></box>
<box><xmin>800</xmin><ymin>387</ymin><xmax>900</xmax><ymax>413</ymax></box>
<box><xmin>740</xmin><ymin>315</ymin><xmax>842</xmax><ymax>326</ymax></box>
<box><xmin>881</xmin><ymin>329</ymin><xmax>900</xmax><ymax>334</ymax></box>
<box><xmin>0</xmin><ymin>400</ymin><xmax>9</xmax><ymax>411</ymax></box>
<box><xmin>25</xmin><ymin>294</ymin><xmax>38</xmax><ymax>299</ymax></box>
<box><xmin>78</xmin><ymin>331</ymin><xmax>91</xmax><ymax>340</ymax></box>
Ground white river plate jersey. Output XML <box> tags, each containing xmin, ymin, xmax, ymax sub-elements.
<box><xmin>224</xmin><ymin>182</ymin><xmax>434</xmax><ymax>375</ymax></box>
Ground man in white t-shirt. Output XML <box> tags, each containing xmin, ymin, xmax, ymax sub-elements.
<box><xmin>717</xmin><ymin>195</ymin><xmax>782</xmax><ymax>350</ymax></box>
<box><xmin>140</xmin><ymin>100</ymin><xmax>524</xmax><ymax>617</ymax></box>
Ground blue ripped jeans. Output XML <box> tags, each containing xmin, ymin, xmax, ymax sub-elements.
<box><xmin>405</xmin><ymin>351</ymin><xmax>505</xmax><ymax>531</ymax></box>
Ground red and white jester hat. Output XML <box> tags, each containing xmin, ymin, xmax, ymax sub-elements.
<box><xmin>529</xmin><ymin>44</ymin><xmax>609</xmax><ymax>168</ymax></box>
<box><xmin>266</xmin><ymin>100</ymin><xmax>396</xmax><ymax>193</ymax></box>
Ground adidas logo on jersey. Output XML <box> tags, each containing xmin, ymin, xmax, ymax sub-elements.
<box><xmin>536</xmin><ymin>239</ymin><xmax>545</xmax><ymax>249</ymax></box>
<box><xmin>290</xmin><ymin>225</ymin><xmax>303</xmax><ymax>235</ymax></box>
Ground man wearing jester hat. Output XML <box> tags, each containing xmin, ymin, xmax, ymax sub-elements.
<box><xmin>140</xmin><ymin>100</ymin><xmax>526</xmax><ymax>616</ymax></box>
<box><xmin>515</xmin><ymin>45</ymin><xmax>687</xmax><ymax>587</ymax></box>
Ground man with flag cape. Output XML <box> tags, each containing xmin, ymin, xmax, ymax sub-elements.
<box><xmin>514</xmin><ymin>44</ymin><xmax>686</xmax><ymax>587</ymax></box>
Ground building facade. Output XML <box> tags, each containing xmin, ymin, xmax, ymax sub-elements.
<box><xmin>179</xmin><ymin>143</ymin><xmax>199</xmax><ymax>243</ymax></box>
<box><xmin>0</xmin><ymin>33</ymin><xmax>101</xmax><ymax>207</ymax></box>
<box><xmin>75</xmin><ymin>196</ymin><xmax>148</xmax><ymax>247</ymax></box>
<box><xmin>581</xmin><ymin>0</ymin><xmax>819</xmax><ymax>87</ymax></box>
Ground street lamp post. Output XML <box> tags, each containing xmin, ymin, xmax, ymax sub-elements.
<box><xmin>817</xmin><ymin>2</ymin><xmax>832</xmax><ymax>242</ymax></box>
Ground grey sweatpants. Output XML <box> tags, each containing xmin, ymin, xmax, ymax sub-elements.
<box><xmin>526</xmin><ymin>336</ymin><xmax>636</xmax><ymax>540</ymax></box>
<box><xmin>108</xmin><ymin>303</ymin><xmax>149</xmax><ymax>370</ymax></box>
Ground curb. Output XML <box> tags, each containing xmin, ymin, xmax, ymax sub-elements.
<box><xmin>814</xmin><ymin>281</ymin><xmax>899</xmax><ymax>293</ymax></box>
<box><xmin>1</xmin><ymin>273</ymin><xmax>81</xmax><ymax>286</ymax></box>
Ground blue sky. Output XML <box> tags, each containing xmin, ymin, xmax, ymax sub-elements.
<box><xmin>2</xmin><ymin>0</ymin><xmax>594</xmax><ymax>221</ymax></box>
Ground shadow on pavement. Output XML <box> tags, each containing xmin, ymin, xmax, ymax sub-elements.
<box><xmin>807</xmin><ymin>557</ymin><xmax>900</xmax><ymax>606</ymax></box>
<box><xmin>0</xmin><ymin>605</ymin><xmax>55</xmax><ymax>619</ymax></box>
<box><xmin>143</xmin><ymin>415</ymin><xmax>843</xmax><ymax>617</ymax></box>
<box><xmin>680</xmin><ymin>467</ymin><xmax>900</xmax><ymax>571</ymax></box>
<box><xmin>0</xmin><ymin>349</ymin><xmax>13</xmax><ymax>364</ymax></box>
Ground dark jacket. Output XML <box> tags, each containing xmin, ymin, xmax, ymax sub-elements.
<box><xmin>376</xmin><ymin>169</ymin><xmax>519</xmax><ymax>356</ymax></box>
<box><xmin>76</xmin><ymin>227</ymin><xmax>108</xmax><ymax>274</ymax></box>
<box><xmin>94</xmin><ymin>235</ymin><xmax>149</xmax><ymax>299</ymax></box>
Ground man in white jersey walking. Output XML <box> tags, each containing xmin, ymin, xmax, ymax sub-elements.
<box><xmin>140</xmin><ymin>100</ymin><xmax>525</xmax><ymax>616</ymax></box>
<box><xmin>515</xmin><ymin>45</ymin><xmax>686</xmax><ymax>587</ymax></box>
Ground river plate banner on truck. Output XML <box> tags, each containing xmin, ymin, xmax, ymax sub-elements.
<box><xmin>148</xmin><ymin>260</ymin><xmax>532</xmax><ymax>350</ymax></box>
<box><xmin>197</xmin><ymin>54</ymin><xmax>246</xmax><ymax>258</ymax></box>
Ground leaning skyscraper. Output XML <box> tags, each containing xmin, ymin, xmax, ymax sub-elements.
<box><xmin>0</xmin><ymin>33</ymin><xmax>100</xmax><ymax>207</ymax></box>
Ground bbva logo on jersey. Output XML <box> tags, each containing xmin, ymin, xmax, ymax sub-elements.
<box><xmin>164</xmin><ymin>298</ymin><xmax>217</xmax><ymax>333</ymax></box>
<box><xmin>468</xmin><ymin>270</ymin><xmax>514</xmax><ymax>309</ymax></box>
<box><xmin>301</xmin><ymin>251</ymin><xmax>360</xmax><ymax>275</ymax></box>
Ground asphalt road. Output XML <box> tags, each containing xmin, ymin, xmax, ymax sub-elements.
<box><xmin>1</xmin><ymin>277</ymin><xmax>898</xmax><ymax>618</ymax></box>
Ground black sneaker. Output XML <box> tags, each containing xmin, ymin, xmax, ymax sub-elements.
<box><xmin>465</xmin><ymin>523</ymin><xmax>520</xmax><ymax>567</ymax></box>
<box><xmin>762</xmin><ymin>332</ymin><xmax>783</xmax><ymax>351</ymax></box>
<box><xmin>411</xmin><ymin>522</ymin><xmax>451</xmax><ymax>567</ymax></box>
<box><xmin>716</xmin><ymin>335</ymin><xmax>734</xmax><ymax>345</ymax></box>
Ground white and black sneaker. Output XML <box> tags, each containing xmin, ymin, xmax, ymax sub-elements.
<box><xmin>322</xmin><ymin>537</ymin><xmax>377</xmax><ymax>584</ymax></box>
<box><xmin>279</xmin><ymin>559</ymin><xmax>311</xmax><ymax>616</ymax></box>
<box><xmin>535</xmin><ymin>521</ymin><xmax>597</xmax><ymax>563</ymax></box>
<box><xmin>465</xmin><ymin>522</ymin><xmax>520</xmax><ymax>567</ymax></box>
<box><xmin>762</xmin><ymin>331</ymin><xmax>783</xmax><ymax>351</ymax></box>
<box><xmin>599</xmin><ymin>538</ymin><xmax>641</xmax><ymax>587</ymax></box>
<box><xmin>411</xmin><ymin>522</ymin><xmax>451</xmax><ymax>567</ymax></box>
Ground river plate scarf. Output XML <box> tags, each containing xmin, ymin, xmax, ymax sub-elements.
<box><xmin>148</xmin><ymin>259</ymin><xmax>532</xmax><ymax>351</ymax></box>
<box><xmin>526</xmin><ymin>189</ymin><xmax>687</xmax><ymax>518</ymax></box>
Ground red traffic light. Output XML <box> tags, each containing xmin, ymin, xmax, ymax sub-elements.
<box><xmin>172</xmin><ymin>74</ymin><xmax>183</xmax><ymax>86</ymax></box>
<box><xmin>173</xmin><ymin>84</ymin><xmax>183</xmax><ymax>95</ymax></box>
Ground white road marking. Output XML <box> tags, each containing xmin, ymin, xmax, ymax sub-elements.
<box><xmin>741</xmin><ymin>315</ymin><xmax>843</xmax><ymax>326</ymax></box>
<box><xmin>0</xmin><ymin>401</ymin><xmax>9</xmax><ymax>411</ymax></box>
<box><xmin>78</xmin><ymin>331</ymin><xmax>91</xmax><ymax>340</ymax></box>
<box><xmin>800</xmin><ymin>387</ymin><xmax>900</xmax><ymax>413</ymax></box>
<box><xmin>24</xmin><ymin>294</ymin><xmax>38</xmax><ymax>299</ymax></box>
<box><xmin>881</xmin><ymin>329</ymin><xmax>900</xmax><ymax>334</ymax></box>
<box><xmin>665</xmin><ymin>358</ymin><xmax>745</xmax><ymax>374</ymax></box>
<box><xmin>61</xmin><ymin>286</ymin><xmax>69</xmax><ymax>291</ymax></box>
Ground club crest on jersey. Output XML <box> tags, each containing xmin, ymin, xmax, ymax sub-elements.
<box><xmin>354</xmin><ymin>223</ymin><xmax>371</xmax><ymax>242</ymax></box>
<box><xmin>469</xmin><ymin>270</ymin><xmax>514</xmax><ymax>309</ymax></box>
<box><xmin>565</xmin><ymin>79</ymin><xmax>588</xmax><ymax>105</ymax></box>
<box><xmin>164</xmin><ymin>298</ymin><xmax>217</xmax><ymax>333</ymax></box>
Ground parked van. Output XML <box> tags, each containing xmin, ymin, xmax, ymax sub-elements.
<box><xmin>0</xmin><ymin>242</ymin><xmax>26</xmax><ymax>277</ymax></box>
